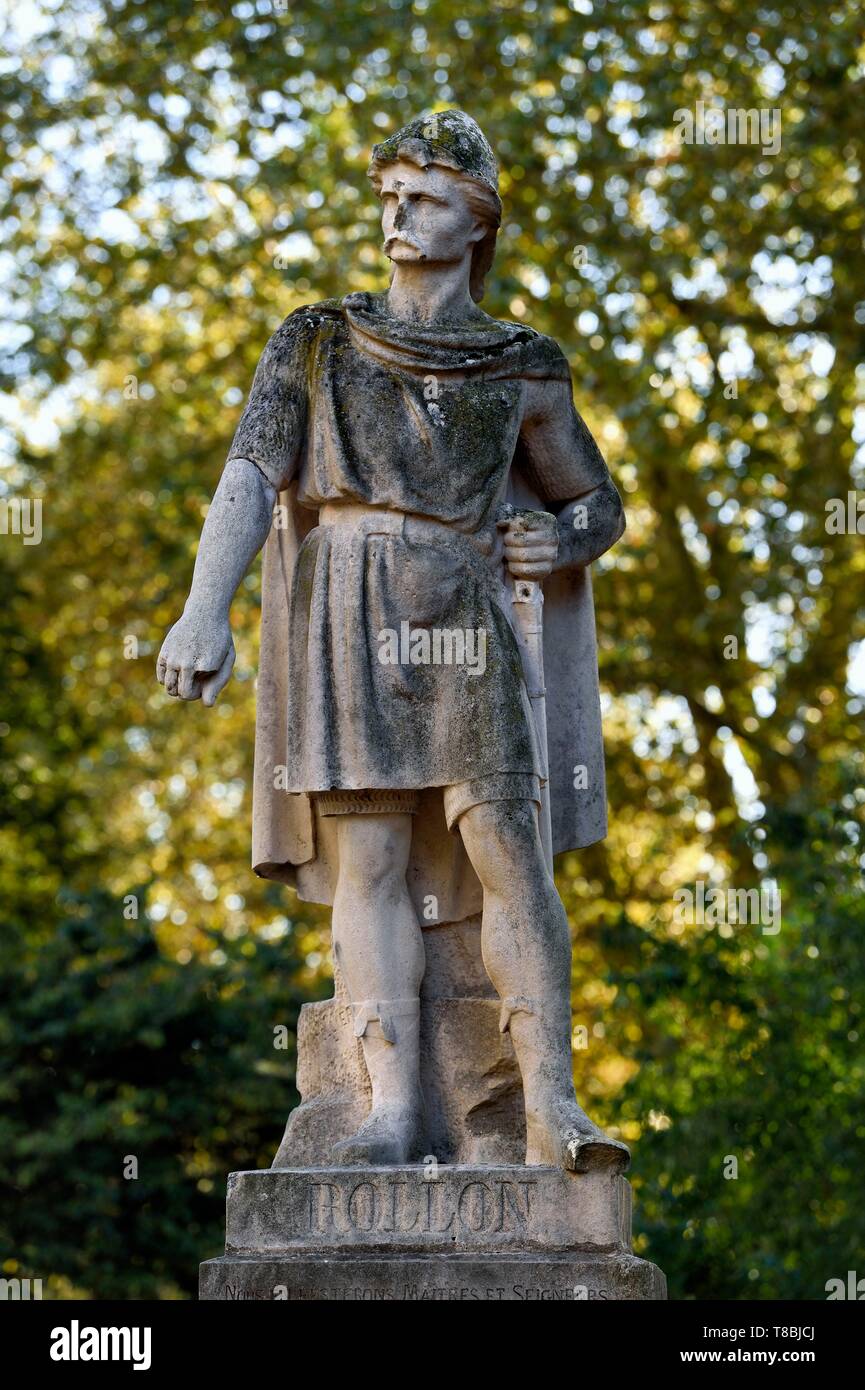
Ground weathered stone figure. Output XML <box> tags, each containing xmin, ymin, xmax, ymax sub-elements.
<box><xmin>158</xmin><ymin>112</ymin><xmax>628</xmax><ymax>1176</ymax></box>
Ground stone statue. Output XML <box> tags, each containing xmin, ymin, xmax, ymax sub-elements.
<box><xmin>160</xmin><ymin>111</ymin><xmax>666</xmax><ymax>1299</ymax></box>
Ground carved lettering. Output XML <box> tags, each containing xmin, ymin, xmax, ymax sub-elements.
<box><xmin>307</xmin><ymin>1181</ymin><xmax>342</xmax><ymax>1233</ymax></box>
<box><xmin>423</xmin><ymin>1182</ymin><xmax>456</xmax><ymax>1233</ymax></box>
<box><xmin>303</xmin><ymin>1176</ymin><xmax>538</xmax><ymax>1236</ymax></box>
<box><xmin>498</xmin><ymin>1181</ymin><xmax>533</xmax><ymax>1230</ymax></box>
<box><xmin>347</xmin><ymin>1181</ymin><xmax>377</xmax><ymax>1231</ymax></box>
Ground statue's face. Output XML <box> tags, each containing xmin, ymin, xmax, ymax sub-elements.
<box><xmin>378</xmin><ymin>159</ymin><xmax>484</xmax><ymax>267</ymax></box>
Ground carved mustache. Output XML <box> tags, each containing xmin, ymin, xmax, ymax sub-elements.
<box><xmin>384</xmin><ymin>233</ymin><xmax>422</xmax><ymax>252</ymax></box>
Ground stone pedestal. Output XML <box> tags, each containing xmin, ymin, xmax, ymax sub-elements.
<box><xmin>200</xmin><ymin>1164</ymin><xmax>667</xmax><ymax>1301</ymax></box>
<box><xmin>201</xmin><ymin>916</ymin><xmax>666</xmax><ymax>1301</ymax></box>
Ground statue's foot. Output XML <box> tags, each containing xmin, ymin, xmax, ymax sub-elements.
<box><xmin>331</xmin><ymin>1103</ymin><xmax>425</xmax><ymax>1166</ymax></box>
<box><xmin>526</xmin><ymin>1098</ymin><xmax>630</xmax><ymax>1173</ymax></box>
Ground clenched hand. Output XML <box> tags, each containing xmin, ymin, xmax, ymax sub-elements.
<box><xmin>497</xmin><ymin>508</ymin><xmax>559</xmax><ymax>579</ymax></box>
<box><xmin>156</xmin><ymin>610</ymin><xmax>235</xmax><ymax>706</ymax></box>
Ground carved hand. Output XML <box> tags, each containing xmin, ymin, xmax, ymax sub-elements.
<box><xmin>156</xmin><ymin>608</ymin><xmax>235</xmax><ymax>706</ymax></box>
<box><xmin>497</xmin><ymin>508</ymin><xmax>559</xmax><ymax>579</ymax></box>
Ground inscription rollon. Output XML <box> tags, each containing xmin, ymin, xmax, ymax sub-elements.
<box><xmin>225</xmin><ymin>1166</ymin><xmax>629</xmax><ymax>1255</ymax></box>
<box><xmin>306</xmin><ymin>1177</ymin><xmax>536</xmax><ymax>1236</ymax></box>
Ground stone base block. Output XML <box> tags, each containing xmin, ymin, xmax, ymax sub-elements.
<box><xmin>199</xmin><ymin>1251</ymin><xmax>667</xmax><ymax>1301</ymax></box>
<box><xmin>225</xmin><ymin>1164</ymin><xmax>632</xmax><ymax>1255</ymax></box>
<box><xmin>200</xmin><ymin>1163</ymin><xmax>666</xmax><ymax>1301</ymax></box>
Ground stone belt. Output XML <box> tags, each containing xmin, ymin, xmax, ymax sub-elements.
<box><xmin>317</xmin><ymin>501</ymin><xmax>498</xmax><ymax>562</ymax></box>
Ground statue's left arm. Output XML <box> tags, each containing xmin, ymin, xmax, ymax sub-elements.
<box><xmin>517</xmin><ymin>365</ymin><xmax>626</xmax><ymax>573</ymax></box>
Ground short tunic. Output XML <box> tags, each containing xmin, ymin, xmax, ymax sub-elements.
<box><xmin>227</xmin><ymin>292</ymin><xmax>608</xmax><ymax>802</ymax></box>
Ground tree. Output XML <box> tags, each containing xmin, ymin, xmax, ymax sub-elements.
<box><xmin>1</xmin><ymin>0</ymin><xmax>862</xmax><ymax>1298</ymax></box>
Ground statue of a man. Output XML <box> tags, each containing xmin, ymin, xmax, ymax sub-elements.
<box><xmin>157</xmin><ymin>111</ymin><xmax>628</xmax><ymax>1174</ymax></box>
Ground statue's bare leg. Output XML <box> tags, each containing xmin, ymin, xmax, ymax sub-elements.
<box><xmin>329</xmin><ymin>811</ymin><xmax>427</xmax><ymax>1165</ymax></box>
<box><xmin>458</xmin><ymin>798</ymin><xmax>629</xmax><ymax>1173</ymax></box>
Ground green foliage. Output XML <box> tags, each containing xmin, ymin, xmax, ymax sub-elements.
<box><xmin>599</xmin><ymin>762</ymin><xmax>865</xmax><ymax>1299</ymax></box>
<box><xmin>0</xmin><ymin>887</ymin><xmax>313</xmax><ymax>1299</ymax></box>
<box><xmin>1</xmin><ymin>0</ymin><xmax>863</xmax><ymax>1298</ymax></box>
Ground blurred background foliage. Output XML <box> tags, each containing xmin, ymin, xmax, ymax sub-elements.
<box><xmin>0</xmin><ymin>0</ymin><xmax>863</xmax><ymax>1299</ymax></box>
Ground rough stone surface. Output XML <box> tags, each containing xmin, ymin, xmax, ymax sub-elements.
<box><xmin>200</xmin><ymin>1252</ymin><xmax>666</xmax><ymax>1302</ymax></box>
<box><xmin>201</xmin><ymin>1161</ymin><xmax>665</xmax><ymax>1301</ymax></box>
<box><xmin>225</xmin><ymin>1165</ymin><xmax>631</xmax><ymax>1255</ymax></box>
<box><xmin>367</xmin><ymin>109</ymin><xmax>501</xmax><ymax>199</ymax></box>
<box><xmin>273</xmin><ymin>918</ymin><xmax>525</xmax><ymax>1168</ymax></box>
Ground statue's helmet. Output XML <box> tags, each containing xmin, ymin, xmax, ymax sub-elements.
<box><xmin>367</xmin><ymin>110</ymin><xmax>502</xmax><ymax>303</ymax></box>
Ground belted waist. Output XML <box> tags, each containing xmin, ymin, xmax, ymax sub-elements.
<box><xmin>317</xmin><ymin>501</ymin><xmax>497</xmax><ymax>559</ymax></box>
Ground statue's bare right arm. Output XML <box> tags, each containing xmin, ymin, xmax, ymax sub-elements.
<box><xmin>156</xmin><ymin>456</ymin><xmax>275</xmax><ymax>705</ymax></box>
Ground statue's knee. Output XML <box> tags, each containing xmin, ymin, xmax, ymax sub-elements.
<box><xmin>335</xmin><ymin>816</ymin><xmax>411</xmax><ymax>896</ymax></box>
<box><xmin>460</xmin><ymin>799</ymin><xmax>545</xmax><ymax>894</ymax></box>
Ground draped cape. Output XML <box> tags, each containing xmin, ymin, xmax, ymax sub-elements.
<box><xmin>229</xmin><ymin>296</ymin><xmax>610</xmax><ymax>923</ymax></box>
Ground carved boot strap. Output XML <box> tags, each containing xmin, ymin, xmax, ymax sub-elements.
<box><xmin>498</xmin><ymin>995</ymin><xmax>542</xmax><ymax>1034</ymax></box>
<box><xmin>352</xmin><ymin>997</ymin><xmax>420</xmax><ymax>1045</ymax></box>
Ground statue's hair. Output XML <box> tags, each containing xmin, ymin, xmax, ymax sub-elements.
<box><xmin>454</xmin><ymin>174</ymin><xmax>501</xmax><ymax>303</ymax></box>
<box><xmin>368</xmin><ymin>158</ymin><xmax>502</xmax><ymax>303</ymax></box>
